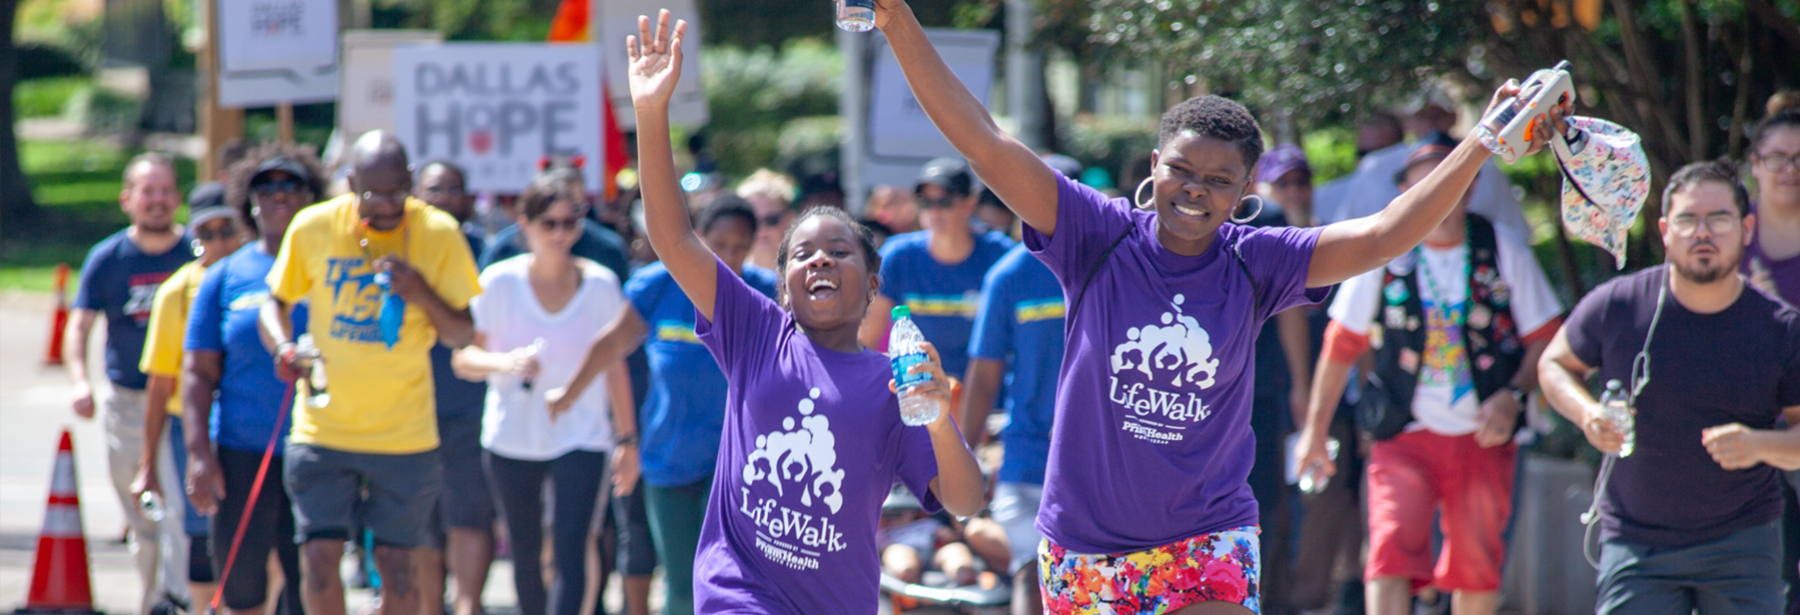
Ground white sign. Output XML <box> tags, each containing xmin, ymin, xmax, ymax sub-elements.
<box><xmin>598</xmin><ymin>0</ymin><xmax>708</xmax><ymax>128</ymax></box>
<box><xmin>860</xmin><ymin>29</ymin><xmax>1000</xmax><ymax>188</ymax></box>
<box><xmin>339</xmin><ymin>30</ymin><xmax>442</xmax><ymax>139</ymax></box>
<box><xmin>392</xmin><ymin>43</ymin><xmax>605</xmax><ymax>193</ymax></box>
<box><xmin>216</xmin><ymin>0</ymin><xmax>339</xmax><ymax>106</ymax></box>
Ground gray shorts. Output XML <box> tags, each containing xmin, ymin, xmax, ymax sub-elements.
<box><xmin>991</xmin><ymin>482</ymin><xmax>1044</xmax><ymax>575</ymax></box>
<box><xmin>283</xmin><ymin>442</ymin><xmax>442</xmax><ymax>548</ymax></box>
<box><xmin>1596</xmin><ymin>520</ymin><xmax>1783</xmax><ymax>615</ymax></box>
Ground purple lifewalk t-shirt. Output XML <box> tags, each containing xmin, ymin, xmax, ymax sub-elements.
<box><xmin>694</xmin><ymin>258</ymin><xmax>943</xmax><ymax>614</ymax></box>
<box><xmin>1026</xmin><ymin>174</ymin><xmax>1327</xmax><ymax>555</ymax></box>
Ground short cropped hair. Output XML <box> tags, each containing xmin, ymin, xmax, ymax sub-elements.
<box><xmin>1662</xmin><ymin>159</ymin><xmax>1750</xmax><ymax>217</ymax></box>
<box><xmin>1158</xmin><ymin>95</ymin><xmax>1265</xmax><ymax>176</ymax></box>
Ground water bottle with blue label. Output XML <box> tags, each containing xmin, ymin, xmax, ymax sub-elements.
<box><xmin>888</xmin><ymin>305</ymin><xmax>938</xmax><ymax>426</ymax></box>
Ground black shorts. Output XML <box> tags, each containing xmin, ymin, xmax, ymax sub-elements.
<box><xmin>284</xmin><ymin>442</ymin><xmax>442</xmax><ymax>548</ymax></box>
<box><xmin>210</xmin><ymin>447</ymin><xmax>302</xmax><ymax>610</ymax></box>
<box><xmin>432</xmin><ymin>412</ymin><xmax>496</xmax><ymax>547</ymax></box>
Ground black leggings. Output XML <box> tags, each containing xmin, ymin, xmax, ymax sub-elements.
<box><xmin>486</xmin><ymin>449</ymin><xmax>608</xmax><ymax>615</ymax></box>
<box><xmin>212</xmin><ymin>447</ymin><xmax>303</xmax><ymax>613</ymax></box>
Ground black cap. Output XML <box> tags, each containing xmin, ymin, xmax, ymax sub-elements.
<box><xmin>1394</xmin><ymin>131</ymin><xmax>1460</xmax><ymax>186</ymax></box>
<box><xmin>187</xmin><ymin>181</ymin><xmax>235</xmax><ymax>227</ymax></box>
<box><xmin>1042</xmin><ymin>154</ymin><xmax>1083</xmax><ymax>180</ymax></box>
<box><xmin>914</xmin><ymin>157</ymin><xmax>973</xmax><ymax>197</ymax></box>
<box><xmin>250</xmin><ymin>156</ymin><xmax>313</xmax><ymax>187</ymax></box>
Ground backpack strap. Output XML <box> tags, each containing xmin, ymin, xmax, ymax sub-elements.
<box><xmin>1069</xmin><ymin>227</ymin><xmax>1133</xmax><ymax>324</ymax></box>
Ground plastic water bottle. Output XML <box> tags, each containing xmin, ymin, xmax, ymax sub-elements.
<box><xmin>138</xmin><ymin>490</ymin><xmax>165</xmax><ymax>522</ymax></box>
<box><xmin>888</xmin><ymin>306</ymin><xmax>938</xmax><ymax>426</ymax></box>
<box><xmin>835</xmin><ymin>0</ymin><xmax>876</xmax><ymax>32</ymax></box>
<box><xmin>520</xmin><ymin>338</ymin><xmax>546</xmax><ymax>392</ymax></box>
<box><xmin>1600</xmin><ymin>379</ymin><xmax>1635</xmax><ymax>457</ymax></box>
<box><xmin>297</xmin><ymin>333</ymin><xmax>329</xmax><ymax>409</ymax></box>
<box><xmin>1298</xmin><ymin>438</ymin><xmax>1340</xmax><ymax>495</ymax></box>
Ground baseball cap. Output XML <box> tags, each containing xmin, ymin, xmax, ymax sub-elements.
<box><xmin>250</xmin><ymin>156</ymin><xmax>314</xmax><ymax>188</ymax></box>
<box><xmin>187</xmin><ymin>181</ymin><xmax>235</xmax><ymax>227</ymax></box>
<box><xmin>914</xmin><ymin>157</ymin><xmax>973</xmax><ymax>197</ymax></box>
<box><xmin>1393</xmin><ymin>132</ymin><xmax>1460</xmax><ymax>186</ymax></box>
<box><xmin>1254</xmin><ymin>144</ymin><xmax>1311</xmax><ymax>184</ymax></box>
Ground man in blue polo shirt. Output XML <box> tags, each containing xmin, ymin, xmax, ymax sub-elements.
<box><xmin>65</xmin><ymin>152</ymin><xmax>196</xmax><ymax>615</ymax></box>
<box><xmin>860</xmin><ymin>157</ymin><xmax>1014</xmax><ymax>377</ymax></box>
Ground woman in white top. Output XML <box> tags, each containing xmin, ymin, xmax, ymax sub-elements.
<box><xmin>451</xmin><ymin>171</ymin><xmax>639</xmax><ymax>615</ymax></box>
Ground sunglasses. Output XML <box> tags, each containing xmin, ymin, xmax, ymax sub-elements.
<box><xmin>914</xmin><ymin>194</ymin><xmax>957</xmax><ymax>209</ymax></box>
<box><xmin>195</xmin><ymin>220</ymin><xmax>240</xmax><ymax>242</ymax></box>
<box><xmin>253</xmin><ymin>179</ymin><xmax>305</xmax><ymax>197</ymax></box>
<box><xmin>534</xmin><ymin>215</ymin><xmax>582</xmax><ymax>232</ymax></box>
<box><xmin>760</xmin><ymin>213</ymin><xmax>788</xmax><ymax>227</ymax></box>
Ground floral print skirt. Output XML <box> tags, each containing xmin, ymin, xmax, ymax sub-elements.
<box><xmin>1038</xmin><ymin>526</ymin><xmax>1260</xmax><ymax>614</ymax></box>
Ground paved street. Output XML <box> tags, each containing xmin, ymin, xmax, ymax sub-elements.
<box><xmin>0</xmin><ymin>291</ymin><xmax>642</xmax><ymax>615</ymax></box>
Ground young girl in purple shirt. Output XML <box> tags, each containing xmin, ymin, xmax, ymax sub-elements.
<box><xmin>625</xmin><ymin>12</ymin><xmax>985</xmax><ymax>614</ymax></box>
<box><xmin>863</xmin><ymin>1</ymin><xmax>1565</xmax><ymax>613</ymax></box>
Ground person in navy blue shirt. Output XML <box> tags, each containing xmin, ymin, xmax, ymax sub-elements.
<box><xmin>411</xmin><ymin>160</ymin><xmax>495</xmax><ymax>615</ymax></box>
<box><xmin>64</xmin><ymin>152</ymin><xmax>196</xmax><ymax>614</ymax></box>
<box><xmin>859</xmin><ymin>157</ymin><xmax>1015</xmax><ymax>378</ymax></box>
<box><xmin>957</xmin><ymin>242</ymin><xmax>1065</xmax><ymax>615</ymax></box>
<box><xmin>179</xmin><ymin>145</ymin><xmax>323</xmax><ymax>615</ymax></box>
<box><xmin>544</xmin><ymin>196</ymin><xmax>774</xmax><ymax>615</ymax></box>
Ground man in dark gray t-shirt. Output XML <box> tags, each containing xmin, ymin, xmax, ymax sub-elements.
<box><xmin>1541</xmin><ymin>160</ymin><xmax>1800</xmax><ymax>615</ymax></box>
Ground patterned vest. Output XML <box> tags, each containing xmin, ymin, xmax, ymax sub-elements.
<box><xmin>1372</xmin><ymin>215</ymin><xmax>1524</xmax><ymax>418</ymax></box>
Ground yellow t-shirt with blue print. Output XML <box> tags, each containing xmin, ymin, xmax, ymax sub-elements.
<box><xmin>268</xmin><ymin>194</ymin><xmax>481</xmax><ymax>454</ymax></box>
<box><xmin>139</xmin><ymin>259</ymin><xmax>211</xmax><ymax>416</ymax></box>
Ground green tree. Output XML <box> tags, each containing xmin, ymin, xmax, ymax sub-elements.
<box><xmin>1</xmin><ymin>0</ymin><xmax>35</xmax><ymax>239</ymax></box>
<box><xmin>1075</xmin><ymin>0</ymin><xmax>1800</xmax><ymax>268</ymax></box>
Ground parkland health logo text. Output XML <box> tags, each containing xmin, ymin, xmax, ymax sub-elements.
<box><xmin>1108</xmin><ymin>294</ymin><xmax>1220</xmax><ymax>444</ymax></box>
<box><xmin>738</xmin><ymin>387</ymin><xmax>848</xmax><ymax>570</ymax></box>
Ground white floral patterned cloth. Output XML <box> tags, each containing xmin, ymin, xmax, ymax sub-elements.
<box><xmin>1552</xmin><ymin>117</ymin><xmax>1651</xmax><ymax>269</ymax></box>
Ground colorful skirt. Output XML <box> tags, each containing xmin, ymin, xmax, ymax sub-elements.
<box><xmin>1038</xmin><ymin>526</ymin><xmax>1261</xmax><ymax>615</ymax></box>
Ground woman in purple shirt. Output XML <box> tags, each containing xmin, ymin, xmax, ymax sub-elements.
<box><xmin>864</xmin><ymin>1</ymin><xmax>1563</xmax><ymax>613</ymax></box>
<box><xmin>626</xmin><ymin>13</ymin><xmax>984</xmax><ymax>614</ymax></box>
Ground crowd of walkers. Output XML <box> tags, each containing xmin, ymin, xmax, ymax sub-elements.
<box><xmin>59</xmin><ymin>3</ymin><xmax>1800</xmax><ymax>615</ymax></box>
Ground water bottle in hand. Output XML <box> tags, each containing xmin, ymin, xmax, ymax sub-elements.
<box><xmin>138</xmin><ymin>491</ymin><xmax>165</xmax><ymax>522</ymax></box>
<box><xmin>1600</xmin><ymin>379</ymin><xmax>1635</xmax><ymax>457</ymax></box>
<box><xmin>888</xmin><ymin>306</ymin><xmax>938</xmax><ymax>426</ymax></box>
<box><xmin>835</xmin><ymin>0</ymin><xmax>875</xmax><ymax>32</ymax></box>
<box><xmin>297</xmin><ymin>333</ymin><xmax>329</xmax><ymax>409</ymax></box>
<box><xmin>520</xmin><ymin>338</ymin><xmax>546</xmax><ymax>392</ymax></box>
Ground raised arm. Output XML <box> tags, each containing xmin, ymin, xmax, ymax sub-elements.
<box><xmin>628</xmin><ymin>12</ymin><xmax>719</xmax><ymax>319</ymax></box>
<box><xmin>1307</xmin><ymin>82</ymin><xmax>1564</xmax><ymax>287</ymax></box>
<box><xmin>872</xmin><ymin>0</ymin><xmax>1060</xmax><ymax>235</ymax></box>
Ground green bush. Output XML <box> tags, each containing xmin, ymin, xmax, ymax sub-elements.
<box><xmin>13</xmin><ymin>76</ymin><xmax>90</xmax><ymax>118</ymax></box>
<box><xmin>701</xmin><ymin>40</ymin><xmax>842</xmax><ymax>179</ymax></box>
<box><xmin>62</xmin><ymin>85</ymin><xmax>142</xmax><ymax>134</ymax></box>
<box><xmin>1058</xmin><ymin>114</ymin><xmax>1159</xmax><ymax>189</ymax></box>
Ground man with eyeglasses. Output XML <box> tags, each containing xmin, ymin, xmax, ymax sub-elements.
<box><xmin>858</xmin><ymin>157</ymin><xmax>1015</xmax><ymax>381</ymax></box>
<box><xmin>260</xmin><ymin>131</ymin><xmax>481</xmax><ymax>615</ymax></box>
<box><xmin>65</xmin><ymin>152</ymin><xmax>197</xmax><ymax>615</ymax></box>
<box><xmin>413</xmin><ymin>160</ymin><xmax>496</xmax><ymax>615</ymax></box>
<box><xmin>1539</xmin><ymin>160</ymin><xmax>1800</xmax><ymax>615</ymax></box>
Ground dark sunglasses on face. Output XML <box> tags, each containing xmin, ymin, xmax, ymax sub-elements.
<box><xmin>915</xmin><ymin>194</ymin><xmax>957</xmax><ymax>209</ymax></box>
<box><xmin>253</xmin><ymin>179</ymin><xmax>305</xmax><ymax>197</ymax></box>
<box><xmin>195</xmin><ymin>221</ymin><xmax>240</xmax><ymax>242</ymax></box>
<box><xmin>534</xmin><ymin>216</ymin><xmax>582</xmax><ymax>232</ymax></box>
<box><xmin>760</xmin><ymin>213</ymin><xmax>787</xmax><ymax>227</ymax></box>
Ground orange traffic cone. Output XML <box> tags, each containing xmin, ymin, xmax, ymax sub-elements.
<box><xmin>12</xmin><ymin>430</ymin><xmax>101</xmax><ymax>615</ymax></box>
<box><xmin>43</xmin><ymin>264</ymin><xmax>71</xmax><ymax>366</ymax></box>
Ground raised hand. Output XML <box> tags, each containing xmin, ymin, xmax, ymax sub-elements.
<box><xmin>626</xmin><ymin>10</ymin><xmax>687</xmax><ymax>110</ymax></box>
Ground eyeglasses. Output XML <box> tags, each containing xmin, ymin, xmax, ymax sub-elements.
<box><xmin>914</xmin><ymin>195</ymin><xmax>957</xmax><ymax>210</ymax></box>
<box><xmin>1668</xmin><ymin>212</ymin><xmax>1742</xmax><ymax>236</ymax></box>
<box><xmin>1754</xmin><ymin>152</ymin><xmax>1800</xmax><ymax>173</ymax></box>
<box><xmin>419</xmin><ymin>185</ymin><xmax>467</xmax><ymax>197</ymax></box>
<box><xmin>534</xmin><ymin>215</ymin><xmax>582</xmax><ymax>232</ymax></box>
<box><xmin>253</xmin><ymin>179</ymin><xmax>305</xmax><ymax>197</ymax></box>
<box><xmin>760</xmin><ymin>213</ymin><xmax>788</xmax><ymax>227</ymax></box>
<box><xmin>360</xmin><ymin>189</ymin><xmax>410</xmax><ymax>206</ymax></box>
<box><xmin>195</xmin><ymin>221</ymin><xmax>240</xmax><ymax>242</ymax></box>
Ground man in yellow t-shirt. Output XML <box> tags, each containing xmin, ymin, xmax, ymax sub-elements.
<box><xmin>133</xmin><ymin>183</ymin><xmax>244</xmax><ymax>607</ymax></box>
<box><xmin>260</xmin><ymin>132</ymin><xmax>479</xmax><ymax>615</ymax></box>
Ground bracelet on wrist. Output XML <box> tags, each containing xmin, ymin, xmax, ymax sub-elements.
<box><xmin>614</xmin><ymin>434</ymin><xmax>638</xmax><ymax>447</ymax></box>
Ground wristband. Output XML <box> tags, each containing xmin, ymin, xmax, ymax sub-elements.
<box><xmin>615</xmin><ymin>433</ymin><xmax>638</xmax><ymax>447</ymax></box>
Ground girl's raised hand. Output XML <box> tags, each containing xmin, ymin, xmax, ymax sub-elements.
<box><xmin>626</xmin><ymin>10</ymin><xmax>686</xmax><ymax>109</ymax></box>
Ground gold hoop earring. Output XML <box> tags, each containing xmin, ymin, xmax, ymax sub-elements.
<box><xmin>1232</xmin><ymin>195</ymin><xmax>1265</xmax><ymax>224</ymax></box>
<box><xmin>1133</xmin><ymin>178</ymin><xmax>1155</xmax><ymax>211</ymax></box>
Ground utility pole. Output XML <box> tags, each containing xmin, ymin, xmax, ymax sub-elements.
<box><xmin>197</xmin><ymin>0</ymin><xmax>243</xmax><ymax>180</ymax></box>
<box><xmin>1004</xmin><ymin>0</ymin><xmax>1045</xmax><ymax>151</ymax></box>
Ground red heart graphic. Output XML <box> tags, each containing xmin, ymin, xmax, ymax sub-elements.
<box><xmin>470</xmin><ymin>131</ymin><xmax>494</xmax><ymax>155</ymax></box>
